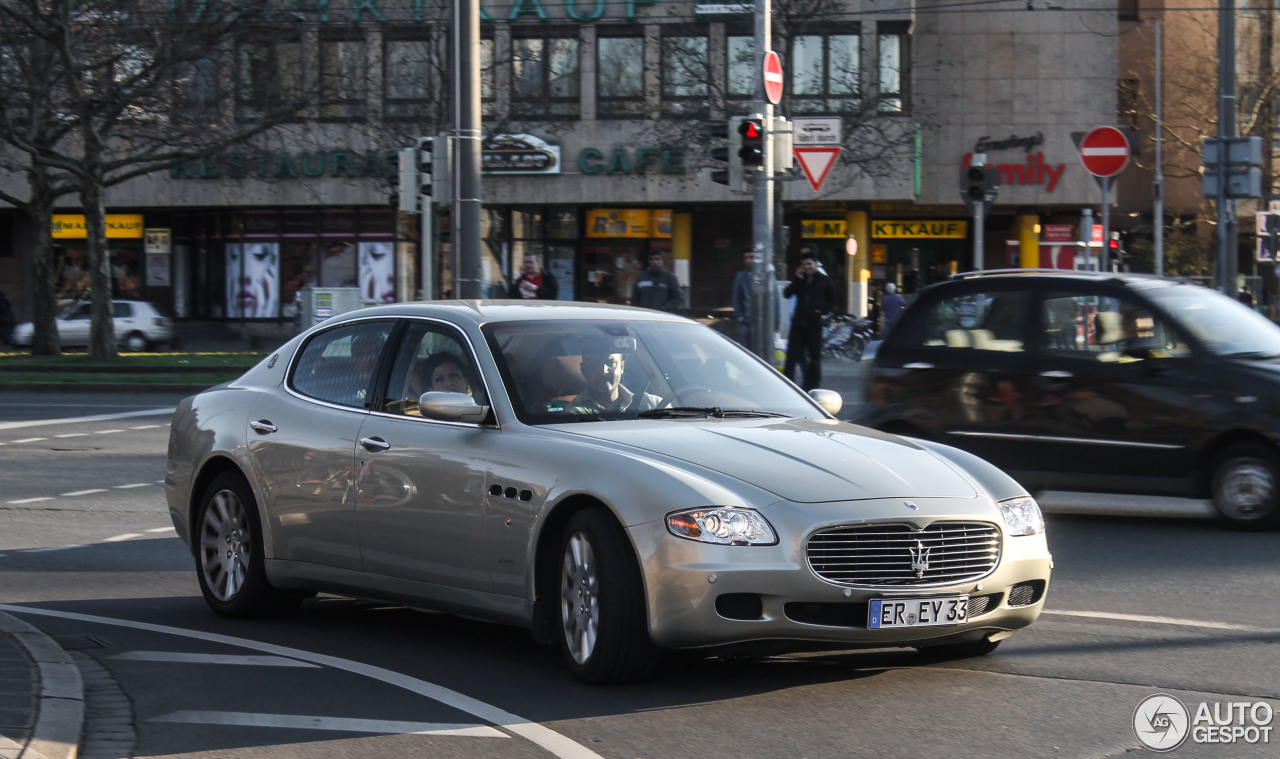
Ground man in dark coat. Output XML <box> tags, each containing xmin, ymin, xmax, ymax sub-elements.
<box><xmin>783</xmin><ymin>248</ymin><xmax>836</xmax><ymax>390</ymax></box>
<box><xmin>631</xmin><ymin>251</ymin><xmax>682</xmax><ymax>312</ymax></box>
<box><xmin>509</xmin><ymin>254</ymin><xmax>559</xmax><ymax>300</ymax></box>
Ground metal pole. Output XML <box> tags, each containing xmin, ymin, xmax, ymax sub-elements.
<box><xmin>1154</xmin><ymin>17</ymin><xmax>1164</xmax><ymax>276</ymax></box>
<box><xmin>420</xmin><ymin>207</ymin><xmax>434</xmax><ymax>300</ymax></box>
<box><xmin>1081</xmin><ymin>208</ymin><xmax>1094</xmax><ymax>271</ymax></box>
<box><xmin>749</xmin><ymin>0</ymin><xmax>776</xmax><ymax>363</ymax></box>
<box><xmin>973</xmin><ymin>205</ymin><xmax>985</xmax><ymax>270</ymax></box>
<box><xmin>1217</xmin><ymin>0</ymin><xmax>1237</xmax><ymax>295</ymax></box>
<box><xmin>454</xmin><ymin>0</ymin><xmax>484</xmax><ymax>299</ymax></box>
<box><xmin>1101</xmin><ymin>175</ymin><xmax>1111</xmax><ymax>272</ymax></box>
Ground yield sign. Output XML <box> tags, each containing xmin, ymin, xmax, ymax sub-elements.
<box><xmin>763</xmin><ymin>51</ymin><xmax>784</xmax><ymax>105</ymax></box>
<box><xmin>794</xmin><ymin>146</ymin><xmax>841</xmax><ymax>192</ymax></box>
<box><xmin>1079</xmin><ymin>126</ymin><xmax>1130</xmax><ymax>177</ymax></box>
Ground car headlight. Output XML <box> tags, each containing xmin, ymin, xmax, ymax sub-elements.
<box><xmin>666</xmin><ymin>507</ymin><xmax>778</xmax><ymax>546</ymax></box>
<box><xmin>999</xmin><ymin>495</ymin><xmax>1045</xmax><ymax>536</ymax></box>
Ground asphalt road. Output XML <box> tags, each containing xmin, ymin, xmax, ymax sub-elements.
<box><xmin>2</xmin><ymin>391</ymin><xmax>1277</xmax><ymax>759</ymax></box>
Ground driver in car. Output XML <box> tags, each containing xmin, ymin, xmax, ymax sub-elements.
<box><xmin>565</xmin><ymin>338</ymin><xmax>665</xmax><ymax>414</ymax></box>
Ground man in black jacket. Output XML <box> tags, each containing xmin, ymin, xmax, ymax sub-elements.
<box><xmin>631</xmin><ymin>251</ymin><xmax>682</xmax><ymax>312</ymax></box>
<box><xmin>783</xmin><ymin>248</ymin><xmax>836</xmax><ymax>390</ymax></box>
<box><xmin>509</xmin><ymin>254</ymin><xmax>559</xmax><ymax>300</ymax></box>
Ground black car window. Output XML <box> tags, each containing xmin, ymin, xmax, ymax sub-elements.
<box><xmin>113</xmin><ymin>302</ymin><xmax>133</xmax><ymax>318</ymax></box>
<box><xmin>291</xmin><ymin>321</ymin><xmax>393</xmax><ymax>407</ymax></box>
<box><xmin>1040</xmin><ymin>292</ymin><xmax>1189</xmax><ymax>362</ymax></box>
<box><xmin>908</xmin><ymin>289</ymin><xmax>1029</xmax><ymax>353</ymax></box>
<box><xmin>382</xmin><ymin>321</ymin><xmax>486</xmax><ymax>416</ymax></box>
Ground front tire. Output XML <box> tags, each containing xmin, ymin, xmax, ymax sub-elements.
<box><xmin>558</xmin><ymin>509</ymin><xmax>660</xmax><ymax>684</ymax></box>
<box><xmin>1211</xmin><ymin>443</ymin><xmax>1280</xmax><ymax>530</ymax></box>
<box><xmin>123</xmin><ymin>331</ymin><xmax>149</xmax><ymax>352</ymax></box>
<box><xmin>195</xmin><ymin>472</ymin><xmax>300</xmax><ymax>617</ymax></box>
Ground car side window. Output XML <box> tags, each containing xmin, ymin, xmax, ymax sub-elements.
<box><xmin>113</xmin><ymin>303</ymin><xmax>133</xmax><ymax>318</ymax></box>
<box><xmin>1040</xmin><ymin>292</ymin><xmax>1189</xmax><ymax>361</ymax></box>
<box><xmin>290</xmin><ymin>321</ymin><xmax>393</xmax><ymax>407</ymax></box>
<box><xmin>381</xmin><ymin>321</ymin><xmax>485</xmax><ymax>416</ymax></box>
<box><xmin>912</xmin><ymin>289</ymin><xmax>1029</xmax><ymax>353</ymax></box>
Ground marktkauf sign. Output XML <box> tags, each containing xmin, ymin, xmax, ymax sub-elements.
<box><xmin>51</xmin><ymin>214</ymin><xmax>144</xmax><ymax>239</ymax></box>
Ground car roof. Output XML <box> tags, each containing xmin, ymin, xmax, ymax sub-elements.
<box><xmin>328</xmin><ymin>299</ymin><xmax>693</xmax><ymax>330</ymax></box>
<box><xmin>938</xmin><ymin>268</ymin><xmax>1196</xmax><ymax>293</ymax></box>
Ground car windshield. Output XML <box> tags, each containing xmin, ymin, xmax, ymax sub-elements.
<box><xmin>483</xmin><ymin>319</ymin><xmax>824</xmax><ymax>424</ymax></box>
<box><xmin>1146</xmin><ymin>284</ymin><xmax>1280</xmax><ymax>358</ymax></box>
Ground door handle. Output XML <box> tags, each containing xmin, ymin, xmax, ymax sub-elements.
<box><xmin>903</xmin><ymin>362</ymin><xmax>935</xmax><ymax>370</ymax></box>
<box><xmin>250</xmin><ymin>420</ymin><xmax>277</xmax><ymax>434</ymax></box>
<box><xmin>1038</xmin><ymin>370</ymin><xmax>1074</xmax><ymax>379</ymax></box>
<box><xmin>360</xmin><ymin>436</ymin><xmax>391</xmax><ymax>452</ymax></box>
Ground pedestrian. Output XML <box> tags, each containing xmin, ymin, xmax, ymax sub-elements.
<box><xmin>631</xmin><ymin>250</ymin><xmax>682</xmax><ymax>312</ymax></box>
<box><xmin>881</xmin><ymin>282</ymin><xmax>907</xmax><ymax>333</ymax></box>
<box><xmin>783</xmin><ymin>247</ymin><xmax>836</xmax><ymax>390</ymax></box>
<box><xmin>509</xmin><ymin>254</ymin><xmax>559</xmax><ymax>300</ymax></box>
<box><xmin>732</xmin><ymin>247</ymin><xmax>754</xmax><ymax>346</ymax></box>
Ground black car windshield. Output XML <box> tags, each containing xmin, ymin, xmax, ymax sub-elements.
<box><xmin>1146</xmin><ymin>285</ymin><xmax>1280</xmax><ymax>358</ymax></box>
<box><xmin>483</xmin><ymin>319</ymin><xmax>824</xmax><ymax>424</ymax></box>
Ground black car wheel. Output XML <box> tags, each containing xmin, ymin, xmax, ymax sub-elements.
<box><xmin>123</xmin><ymin>331</ymin><xmax>150</xmax><ymax>352</ymax></box>
<box><xmin>558</xmin><ymin>509</ymin><xmax>660</xmax><ymax>684</ymax></box>
<box><xmin>1211</xmin><ymin>443</ymin><xmax>1280</xmax><ymax>530</ymax></box>
<box><xmin>195</xmin><ymin>472</ymin><xmax>301</xmax><ymax>617</ymax></box>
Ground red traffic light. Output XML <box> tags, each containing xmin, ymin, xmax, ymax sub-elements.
<box><xmin>739</xmin><ymin>120</ymin><xmax>762</xmax><ymax>139</ymax></box>
<box><xmin>1108</xmin><ymin>239</ymin><xmax>1119</xmax><ymax>250</ymax></box>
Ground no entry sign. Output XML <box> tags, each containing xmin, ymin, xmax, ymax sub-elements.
<box><xmin>763</xmin><ymin>51</ymin><xmax>783</xmax><ymax>105</ymax></box>
<box><xmin>1079</xmin><ymin>126</ymin><xmax>1130</xmax><ymax>178</ymax></box>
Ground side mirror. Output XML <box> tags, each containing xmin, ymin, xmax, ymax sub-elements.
<box><xmin>418</xmin><ymin>391</ymin><xmax>490</xmax><ymax>423</ymax></box>
<box><xmin>809</xmin><ymin>388</ymin><xmax>844</xmax><ymax>416</ymax></box>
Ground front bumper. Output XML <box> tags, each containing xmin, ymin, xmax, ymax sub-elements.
<box><xmin>629</xmin><ymin>498</ymin><xmax>1052</xmax><ymax>650</ymax></box>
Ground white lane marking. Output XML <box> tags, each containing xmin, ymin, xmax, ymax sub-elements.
<box><xmin>62</xmin><ymin>489</ymin><xmax>107</xmax><ymax>497</ymax></box>
<box><xmin>102</xmin><ymin>534</ymin><xmax>143</xmax><ymax>543</ymax></box>
<box><xmin>55</xmin><ymin>433</ymin><xmax>90</xmax><ymax>439</ymax></box>
<box><xmin>1042</xmin><ymin>609</ymin><xmax>1276</xmax><ymax>633</ymax></box>
<box><xmin>111</xmin><ymin>652</ymin><xmax>320</xmax><ymax>668</ymax></box>
<box><xmin>145</xmin><ymin>527</ymin><xmax>174</xmax><ymax>533</ymax></box>
<box><xmin>17</xmin><ymin>545</ymin><xmax>86</xmax><ymax>553</ymax></box>
<box><xmin>7</xmin><ymin>497</ymin><xmax>53</xmax><ymax>504</ymax></box>
<box><xmin>0</xmin><ymin>606</ymin><xmax>605</xmax><ymax>759</ymax></box>
<box><xmin>96</xmin><ymin>429</ymin><xmax>125</xmax><ymax>434</ymax></box>
<box><xmin>129</xmin><ymin>424</ymin><xmax>163</xmax><ymax>430</ymax></box>
<box><xmin>13</xmin><ymin>437</ymin><xmax>47</xmax><ymax>443</ymax></box>
<box><xmin>0</xmin><ymin>408</ymin><xmax>174</xmax><ymax>431</ymax></box>
<box><xmin>114</xmin><ymin>483</ymin><xmax>151</xmax><ymax>489</ymax></box>
<box><xmin>149</xmin><ymin>711</ymin><xmax>506</xmax><ymax>737</ymax></box>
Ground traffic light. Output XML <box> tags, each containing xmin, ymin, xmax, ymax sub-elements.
<box><xmin>960</xmin><ymin>162</ymin><xmax>998</xmax><ymax>206</ymax></box>
<box><xmin>771</xmin><ymin>115</ymin><xmax>793</xmax><ymax>172</ymax></box>
<box><xmin>395</xmin><ymin>147</ymin><xmax>417</xmax><ymax>213</ymax></box>
<box><xmin>738</xmin><ymin>116</ymin><xmax>765</xmax><ymax>168</ymax></box>
<box><xmin>417</xmin><ymin>136</ymin><xmax>435</xmax><ymax>201</ymax></box>
<box><xmin>709</xmin><ymin>116</ymin><xmax>745</xmax><ymax>192</ymax></box>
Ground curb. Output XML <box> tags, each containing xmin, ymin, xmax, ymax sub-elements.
<box><xmin>0</xmin><ymin>612</ymin><xmax>83</xmax><ymax>759</ymax></box>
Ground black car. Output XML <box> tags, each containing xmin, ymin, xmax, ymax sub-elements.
<box><xmin>860</xmin><ymin>269</ymin><xmax>1280</xmax><ymax>530</ymax></box>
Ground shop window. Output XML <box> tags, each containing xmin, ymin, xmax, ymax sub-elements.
<box><xmin>661</xmin><ymin>31</ymin><xmax>708</xmax><ymax>117</ymax></box>
<box><xmin>320</xmin><ymin>38</ymin><xmax>366</xmax><ymax>120</ymax></box>
<box><xmin>726</xmin><ymin>34</ymin><xmax>754</xmax><ymax>108</ymax></box>
<box><xmin>236</xmin><ymin>38</ymin><xmax>302</xmax><ymax>120</ymax></box>
<box><xmin>790</xmin><ymin>29</ymin><xmax>861</xmax><ymax>115</ymax></box>
<box><xmin>877</xmin><ymin>23</ymin><xmax>909</xmax><ymax>113</ymax></box>
<box><xmin>512</xmin><ymin>34</ymin><xmax>580</xmax><ymax>118</ymax></box>
<box><xmin>548</xmin><ymin>209</ymin><xmax>579</xmax><ymax>240</ymax></box>
<box><xmin>597</xmin><ymin>34</ymin><xmax>644</xmax><ymax>118</ymax></box>
<box><xmin>385</xmin><ymin>38</ymin><xmax>434</xmax><ymax>121</ymax></box>
<box><xmin>320</xmin><ymin>241</ymin><xmax>357</xmax><ymax>288</ymax></box>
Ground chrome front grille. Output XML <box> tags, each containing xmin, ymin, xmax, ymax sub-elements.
<box><xmin>806</xmin><ymin>521</ymin><xmax>1001</xmax><ymax>587</ymax></box>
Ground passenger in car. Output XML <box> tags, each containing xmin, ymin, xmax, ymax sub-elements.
<box><xmin>564</xmin><ymin>348</ymin><xmax>664</xmax><ymax>414</ymax></box>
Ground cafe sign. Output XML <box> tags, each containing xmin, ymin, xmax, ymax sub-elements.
<box><xmin>483</xmin><ymin>134</ymin><xmax>561</xmax><ymax>175</ymax></box>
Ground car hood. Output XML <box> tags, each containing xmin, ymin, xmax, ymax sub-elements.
<box><xmin>556</xmin><ymin>418</ymin><xmax>979</xmax><ymax>502</ymax></box>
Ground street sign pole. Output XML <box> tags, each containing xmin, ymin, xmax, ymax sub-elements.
<box><xmin>749</xmin><ymin>0</ymin><xmax>775</xmax><ymax>364</ymax></box>
<box><xmin>1100</xmin><ymin>175</ymin><xmax>1111</xmax><ymax>272</ymax></box>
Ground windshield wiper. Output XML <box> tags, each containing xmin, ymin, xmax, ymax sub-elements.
<box><xmin>637</xmin><ymin>407</ymin><xmax>787</xmax><ymax>419</ymax></box>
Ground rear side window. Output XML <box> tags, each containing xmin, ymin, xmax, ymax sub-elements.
<box><xmin>290</xmin><ymin>321</ymin><xmax>394</xmax><ymax>407</ymax></box>
<box><xmin>113</xmin><ymin>303</ymin><xmax>133</xmax><ymax>318</ymax></box>
<box><xmin>899</xmin><ymin>289</ymin><xmax>1030</xmax><ymax>353</ymax></box>
<box><xmin>1041</xmin><ymin>292</ymin><xmax>1189</xmax><ymax>361</ymax></box>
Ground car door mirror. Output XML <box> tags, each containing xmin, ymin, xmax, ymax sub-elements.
<box><xmin>809</xmin><ymin>388</ymin><xmax>844</xmax><ymax>416</ymax></box>
<box><xmin>418</xmin><ymin>391</ymin><xmax>490</xmax><ymax>423</ymax></box>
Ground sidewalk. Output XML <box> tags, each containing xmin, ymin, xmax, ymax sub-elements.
<box><xmin>0</xmin><ymin>613</ymin><xmax>81</xmax><ymax>759</ymax></box>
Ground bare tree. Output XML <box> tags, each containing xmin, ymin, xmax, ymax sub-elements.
<box><xmin>0</xmin><ymin>0</ymin><xmax>302</xmax><ymax>357</ymax></box>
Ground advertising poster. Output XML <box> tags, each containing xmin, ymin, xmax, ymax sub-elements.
<box><xmin>359</xmin><ymin>241</ymin><xmax>396</xmax><ymax>305</ymax></box>
<box><xmin>225</xmin><ymin>242</ymin><xmax>281</xmax><ymax>318</ymax></box>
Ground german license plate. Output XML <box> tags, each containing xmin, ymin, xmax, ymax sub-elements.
<box><xmin>868</xmin><ymin>595</ymin><xmax>968</xmax><ymax>629</ymax></box>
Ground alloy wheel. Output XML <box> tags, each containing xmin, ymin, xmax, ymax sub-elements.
<box><xmin>199</xmin><ymin>489</ymin><xmax>251</xmax><ymax>602</ymax></box>
<box><xmin>560</xmin><ymin>531</ymin><xmax>599</xmax><ymax>665</ymax></box>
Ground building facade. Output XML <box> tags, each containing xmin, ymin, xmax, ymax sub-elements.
<box><xmin>0</xmin><ymin>0</ymin><xmax>1122</xmax><ymax>334</ymax></box>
